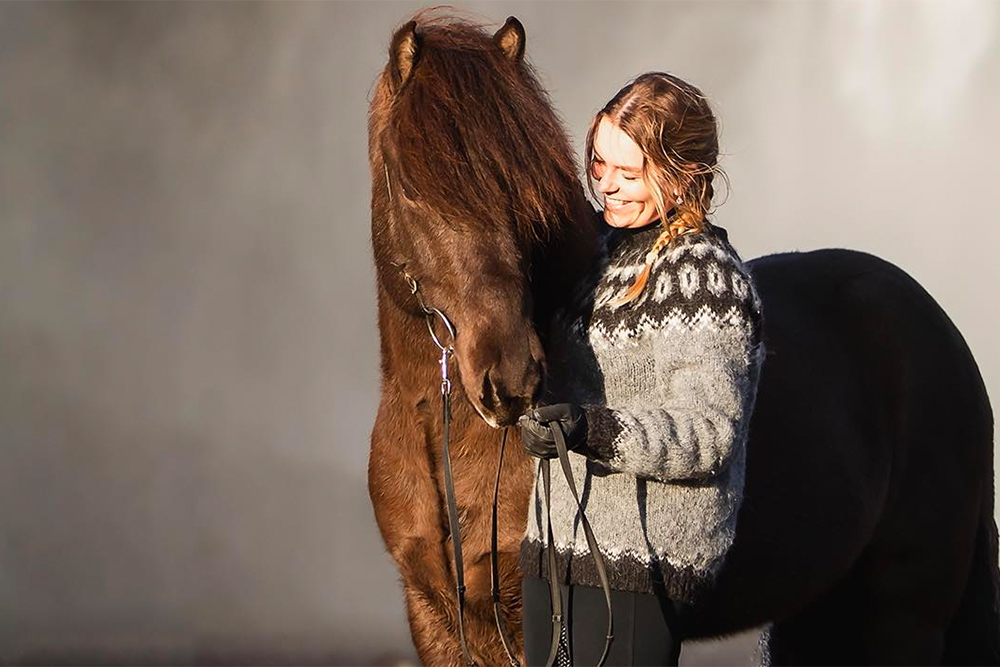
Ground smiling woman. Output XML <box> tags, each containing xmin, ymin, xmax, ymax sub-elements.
<box><xmin>517</xmin><ymin>71</ymin><xmax>764</xmax><ymax>666</ymax></box>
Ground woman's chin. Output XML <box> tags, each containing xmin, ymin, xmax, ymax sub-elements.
<box><xmin>604</xmin><ymin>209</ymin><xmax>636</xmax><ymax>228</ymax></box>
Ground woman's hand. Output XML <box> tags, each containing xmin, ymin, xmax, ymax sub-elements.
<box><xmin>517</xmin><ymin>403</ymin><xmax>588</xmax><ymax>459</ymax></box>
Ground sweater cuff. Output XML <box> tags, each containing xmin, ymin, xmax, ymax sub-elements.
<box><xmin>579</xmin><ymin>405</ymin><xmax>622</xmax><ymax>463</ymax></box>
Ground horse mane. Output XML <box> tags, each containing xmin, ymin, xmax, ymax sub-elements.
<box><xmin>369</xmin><ymin>9</ymin><xmax>582</xmax><ymax>244</ymax></box>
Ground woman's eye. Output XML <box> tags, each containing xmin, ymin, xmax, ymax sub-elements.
<box><xmin>623</xmin><ymin>174</ymin><xmax>637</xmax><ymax>181</ymax></box>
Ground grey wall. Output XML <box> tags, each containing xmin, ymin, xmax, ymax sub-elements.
<box><xmin>1</xmin><ymin>1</ymin><xmax>996</xmax><ymax>665</ymax></box>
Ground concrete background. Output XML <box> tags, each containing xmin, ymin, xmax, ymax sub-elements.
<box><xmin>1</xmin><ymin>1</ymin><xmax>996</xmax><ymax>664</ymax></box>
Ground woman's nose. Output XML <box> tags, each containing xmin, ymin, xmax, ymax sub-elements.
<box><xmin>597</xmin><ymin>173</ymin><xmax>616</xmax><ymax>194</ymax></box>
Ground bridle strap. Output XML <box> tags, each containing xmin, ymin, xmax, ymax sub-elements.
<box><xmin>541</xmin><ymin>456</ymin><xmax>563</xmax><ymax>667</ymax></box>
<box><xmin>441</xmin><ymin>361</ymin><xmax>479</xmax><ymax>667</ymax></box>
<box><xmin>491</xmin><ymin>428</ymin><xmax>523</xmax><ymax>667</ymax></box>
<box><xmin>541</xmin><ymin>422</ymin><xmax>615</xmax><ymax>667</ymax></box>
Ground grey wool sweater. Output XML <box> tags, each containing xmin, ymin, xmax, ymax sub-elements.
<box><xmin>519</xmin><ymin>216</ymin><xmax>766</xmax><ymax>604</ymax></box>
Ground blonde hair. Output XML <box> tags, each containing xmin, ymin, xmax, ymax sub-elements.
<box><xmin>584</xmin><ymin>72</ymin><xmax>730</xmax><ymax>308</ymax></box>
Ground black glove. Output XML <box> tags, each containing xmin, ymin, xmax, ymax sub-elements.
<box><xmin>517</xmin><ymin>403</ymin><xmax>588</xmax><ymax>460</ymax></box>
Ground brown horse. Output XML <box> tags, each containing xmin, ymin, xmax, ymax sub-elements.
<box><xmin>366</xmin><ymin>12</ymin><xmax>599</xmax><ymax>665</ymax></box>
<box><xmin>368</xmin><ymin>11</ymin><xmax>1000</xmax><ymax>666</ymax></box>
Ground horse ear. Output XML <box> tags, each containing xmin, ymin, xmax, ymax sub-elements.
<box><xmin>493</xmin><ymin>16</ymin><xmax>525</xmax><ymax>62</ymax></box>
<box><xmin>389</xmin><ymin>20</ymin><xmax>421</xmax><ymax>91</ymax></box>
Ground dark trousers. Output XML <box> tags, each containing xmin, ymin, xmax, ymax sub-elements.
<box><xmin>522</xmin><ymin>573</ymin><xmax>684</xmax><ymax>666</ymax></box>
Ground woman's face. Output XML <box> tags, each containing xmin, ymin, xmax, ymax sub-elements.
<box><xmin>591</xmin><ymin>117</ymin><xmax>661</xmax><ymax>229</ymax></box>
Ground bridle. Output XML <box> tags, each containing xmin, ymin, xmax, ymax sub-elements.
<box><xmin>384</xmin><ymin>156</ymin><xmax>612</xmax><ymax>666</ymax></box>
<box><xmin>390</xmin><ymin>261</ymin><xmax>614</xmax><ymax>667</ymax></box>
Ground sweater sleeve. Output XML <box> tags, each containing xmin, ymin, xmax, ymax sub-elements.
<box><xmin>577</xmin><ymin>275</ymin><xmax>765</xmax><ymax>483</ymax></box>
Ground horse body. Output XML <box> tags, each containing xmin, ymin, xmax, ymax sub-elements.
<box><xmin>368</xmin><ymin>12</ymin><xmax>999</xmax><ymax>665</ymax></box>
<box><xmin>686</xmin><ymin>247</ymin><xmax>999</xmax><ymax>663</ymax></box>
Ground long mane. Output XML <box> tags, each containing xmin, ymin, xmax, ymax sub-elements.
<box><xmin>369</xmin><ymin>10</ymin><xmax>582</xmax><ymax>244</ymax></box>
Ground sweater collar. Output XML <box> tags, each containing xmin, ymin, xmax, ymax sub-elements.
<box><xmin>605</xmin><ymin>212</ymin><xmax>728</xmax><ymax>257</ymax></box>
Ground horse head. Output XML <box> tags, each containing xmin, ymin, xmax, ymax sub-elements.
<box><xmin>368</xmin><ymin>12</ymin><xmax>598</xmax><ymax>428</ymax></box>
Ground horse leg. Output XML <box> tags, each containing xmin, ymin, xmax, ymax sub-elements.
<box><xmin>848</xmin><ymin>475</ymin><xmax>981</xmax><ymax>663</ymax></box>
<box><xmin>765</xmin><ymin>573</ymin><xmax>865</xmax><ymax>665</ymax></box>
<box><xmin>765</xmin><ymin>532</ymin><xmax>961</xmax><ymax>666</ymax></box>
<box><xmin>849</xmin><ymin>476</ymin><xmax>989</xmax><ymax>664</ymax></box>
<box><xmin>848</xmin><ymin>545</ymin><xmax>956</xmax><ymax>663</ymax></box>
<box><xmin>370</xmin><ymin>398</ymin><xmax>474</xmax><ymax>665</ymax></box>
<box><xmin>397</xmin><ymin>537</ymin><xmax>525</xmax><ymax>666</ymax></box>
<box><xmin>494</xmin><ymin>546</ymin><xmax>526</xmax><ymax>664</ymax></box>
<box><xmin>853</xmin><ymin>410</ymin><xmax>983</xmax><ymax>658</ymax></box>
<box><xmin>942</xmin><ymin>496</ymin><xmax>1000</xmax><ymax>664</ymax></box>
<box><xmin>460</xmin><ymin>548</ymin><xmax>525</xmax><ymax>666</ymax></box>
<box><xmin>398</xmin><ymin>536</ymin><xmax>482</xmax><ymax>666</ymax></box>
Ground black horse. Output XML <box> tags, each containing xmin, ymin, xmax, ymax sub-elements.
<box><xmin>689</xmin><ymin>247</ymin><xmax>999</xmax><ymax>664</ymax></box>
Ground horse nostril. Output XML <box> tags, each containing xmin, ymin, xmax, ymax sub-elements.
<box><xmin>481</xmin><ymin>369</ymin><xmax>501</xmax><ymax>413</ymax></box>
<box><xmin>481</xmin><ymin>363</ymin><xmax>542</xmax><ymax>424</ymax></box>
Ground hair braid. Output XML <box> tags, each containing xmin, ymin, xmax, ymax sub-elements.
<box><xmin>607</xmin><ymin>210</ymin><xmax>699</xmax><ymax>310</ymax></box>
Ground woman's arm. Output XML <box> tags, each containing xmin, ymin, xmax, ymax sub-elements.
<box><xmin>577</xmin><ymin>279</ymin><xmax>765</xmax><ymax>483</ymax></box>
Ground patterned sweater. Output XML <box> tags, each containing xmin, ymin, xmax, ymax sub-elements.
<box><xmin>519</xmin><ymin>216</ymin><xmax>766</xmax><ymax>604</ymax></box>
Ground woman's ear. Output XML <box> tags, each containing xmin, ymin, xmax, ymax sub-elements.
<box><xmin>389</xmin><ymin>20</ymin><xmax>421</xmax><ymax>92</ymax></box>
<box><xmin>493</xmin><ymin>16</ymin><xmax>525</xmax><ymax>62</ymax></box>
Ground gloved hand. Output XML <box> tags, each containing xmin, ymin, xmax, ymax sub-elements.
<box><xmin>517</xmin><ymin>403</ymin><xmax>588</xmax><ymax>460</ymax></box>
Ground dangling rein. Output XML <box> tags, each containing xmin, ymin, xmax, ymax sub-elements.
<box><xmin>394</xmin><ymin>264</ymin><xmax>614</xmax><ymax>667</ymax></box>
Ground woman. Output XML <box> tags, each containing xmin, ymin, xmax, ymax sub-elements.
<box><xmin>518</xmin><ymin>72</ymin><xmax>766</xmax><ymax>666</ymax></box>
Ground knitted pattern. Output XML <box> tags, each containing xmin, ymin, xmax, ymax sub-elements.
<box><xmin>520</xmin><ymin>216</ymin><xmax>766</xmax><ymax>604</ymax></box>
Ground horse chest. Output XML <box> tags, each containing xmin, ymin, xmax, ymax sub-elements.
<box><xmin>409</xmin><ymin>396</ymin><xmax>491</xmax><ymax>520</ymax></box>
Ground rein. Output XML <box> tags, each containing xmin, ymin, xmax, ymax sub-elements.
<box><xmin>541</xmin><ymin>423</ymin><xmax>614</xmax><ymax>667</ymax></box>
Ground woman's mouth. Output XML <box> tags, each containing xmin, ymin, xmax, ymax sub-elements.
<box><xmin>605</xmin><ymin>197</ymin><xmax>633</xmax><ymax>211</ymax></box>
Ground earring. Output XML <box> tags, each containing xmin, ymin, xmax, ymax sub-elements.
<box><xmin>675</xmin><ymin>191</ymin><xmax>683</xmax><ymax>205</ymax></box>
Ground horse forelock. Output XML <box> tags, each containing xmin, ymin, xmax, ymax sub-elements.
<box><xmin>370</xmin><ymin>12</ymin><xmax>582</xmax><ymax>246</ymax></box>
